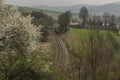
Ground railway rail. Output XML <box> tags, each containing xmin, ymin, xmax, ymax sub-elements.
<box><xmin>55</xmin><ymin>35</ymin><xmax>66</xmax><ymax>68</ymax></box>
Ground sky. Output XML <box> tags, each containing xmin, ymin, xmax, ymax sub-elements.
<box><xmin>6</xmin><ymin>0</ymin><xmax>120</xmax><ymax>6</ymax></box>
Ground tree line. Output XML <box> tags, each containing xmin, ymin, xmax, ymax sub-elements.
<box><xmin>57</xmin><ymin>6</ymin><xmax>120</xmax><ymax>80</ymax></box>
<box><xmin>22</xmin><ymin>11</ymin><xmax>55</xmax><ymax>42</ymax></box>
<box><xmin>57</xmin><ymin>6</ymin><xmax>119</xmax><ymax>34</ymax></box>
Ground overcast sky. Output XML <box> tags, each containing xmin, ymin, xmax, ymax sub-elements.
<box><xmin>6</xmin><ymin>0</ymin><xmax>120</xmax><ymax>6</ymax></box>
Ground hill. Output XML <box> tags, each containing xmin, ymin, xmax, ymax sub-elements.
<box><xmin>18</xmin><ymin>7</ymin><xmax>61</xmax><ymax>20</ymax></box>
<box><xmin>18</xmin><ymin>7</ymin><xmax>79</xmax><ymax>20</ymax></box>
<box><xmin>31</xmin><ymin>4</ymin><xmax>95</xmax><ymax>13</ymax></box>
<box><xmin>89</xmin><ymin>2</ymin><xmax>120</xmax><ymax>16</ymax></box>
<box><xmin>30</xmin><ymin>2</ymin><xmax>120</xmax><ymax>16</ymax></box>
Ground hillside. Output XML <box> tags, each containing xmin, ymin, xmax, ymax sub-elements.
<box><xmin>30</xmin><ymin>2</ymin><xmax>120</xmax><ymax>16</ymax></box>
<box><xmin>18</xmin><ymin>7</ymin><xmax>79</xmax><ymax>20</ymax></box>
<box><xmin>19</xmin><ymin>7</ymin><xmax>61</xmax><ymax>20</ymax></box>
<box><xmin>89</xmin><ymin>3</ymin><xmax>120</xmax><ymax>16</ymax></box>
<box><xmin>63</xmin><ymin>28</ymin><xmax>120</xmax><ymax>58</ymax></box>
<box><xmin>31</xmin><ymin>4</ymin><xmax>95</xmax><ymax>13</ymax></box>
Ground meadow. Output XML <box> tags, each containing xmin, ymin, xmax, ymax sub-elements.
<box><xmin>65</xmin><ymin>28</ymin><xmax>120</xmax><ymax>58</ymax></box>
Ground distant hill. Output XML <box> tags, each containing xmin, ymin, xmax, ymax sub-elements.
<box><xmin>19</xmin><ymin>7</ymin><xmax>61</xmax><ymax>20</ymax></box>
<box><xmin>18</xmin><ymin>7</ymin><xmax>79</xmax><ymax>20</ymax></box>
<box><xmin>89</xmin><ymin>2</ymin><xmax>120</xmax><ymax>16</ymax></box>
<box><xmin>31</xmin><ymin>4</ymin><xmax>95</xmax><ymax>13</ymax></box>
<box><xmin>30</xmin><ymin>2</ymin><xmax>120</xmax><ymax>16</ymax></box>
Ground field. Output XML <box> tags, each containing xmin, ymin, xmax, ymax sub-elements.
<box><xmin>64</xmin><ymin>28</ymin><xmax>120</xmax><ymax>58</ymax></box>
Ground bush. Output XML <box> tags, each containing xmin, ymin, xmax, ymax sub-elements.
<box><xmin>0</xmin><ymin>0</ymin><xmax>43</xmax><ymax>79</ymax></box>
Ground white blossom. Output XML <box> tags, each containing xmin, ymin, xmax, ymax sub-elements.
<box><xmin>0</xmin><ymin>0</ymin><xmax>42</xmax><ymax>55</ymax></box>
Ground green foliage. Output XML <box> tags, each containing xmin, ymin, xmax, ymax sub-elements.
<box><xmin>22</xmin><ymin>11</ymin><xmax>55</xmax><ymax>27</ymax></box>
<box><xmin>79</xmin><ymin>7</ymin><xmax>89</xmax><ymax>27</ymax></box>
<box><xmin>0</xmin><ymin>1</ymin><xmax>61</xmax><ymax>80</ymax></box>
<box><xmin>22</xmin><ymin>11</ymin><xmax>55</xmax><ymax>42</ymax></box>
<box><xmin>58</xmin><ymin>11</ymin><xmax>71</xmax><ymax>32</ymax></box>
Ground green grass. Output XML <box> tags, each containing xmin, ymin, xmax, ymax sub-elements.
<box><xmin>66</xmin><ymin>28</ymin><xmax>120</xmax><ymax>58</ymax></box>
<box><xmin>69</xmin><ymin>28</ymin><xmax>88</xmax><ymax>37</ymax></box>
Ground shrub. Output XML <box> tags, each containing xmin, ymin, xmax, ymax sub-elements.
<box><xmin>0</xmin><ymin>0</ymin><xmax>42</xmax><ymax>79</ymax></box>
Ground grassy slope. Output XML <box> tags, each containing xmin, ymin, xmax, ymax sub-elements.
<box><xmin>66</xmin><ymin>28</ymin><xmax>120</xmax><ymax>58</ymax></box>
<box><xmin>19</xmin><ymin>7</ymin><xmax>79</xmax><ymax>20</ymax></box>
<box><xmin>19</xmin><ymin>7</ymin><xmax>60</xmax><ymax>20</ymax></box>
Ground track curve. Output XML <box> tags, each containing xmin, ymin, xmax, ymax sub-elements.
<box><xmin>54</xmin><ymin>35</ymin><xmax>67</xmax><ymax>68</ymax></box>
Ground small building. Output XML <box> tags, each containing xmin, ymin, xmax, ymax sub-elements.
<box><xmin>116</xmin><ymin>24</ymin><xmax>120</xmax><ymax>29</ymax></box>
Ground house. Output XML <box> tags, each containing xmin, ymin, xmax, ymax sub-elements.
<box><xmin>116</xmin><ymin>24</ymin><xmax>120</xmax><ymax>29</ymax></box>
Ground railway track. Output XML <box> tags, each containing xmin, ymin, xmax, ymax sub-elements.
<box><xmin>55</xmin><ymin>35</ymin><xmax>66</xmax><ymax>68</ymax></box>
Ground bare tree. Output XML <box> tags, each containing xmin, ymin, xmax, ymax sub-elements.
<box><xmin>103</xmin><ymin>12</ymin><xmax>111</xmax><ymax>26</ymax></box>
<box><xmin>111</xmin><ymin>15</ymin><xmax>116</xmax><ymax>23</ymax></box>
